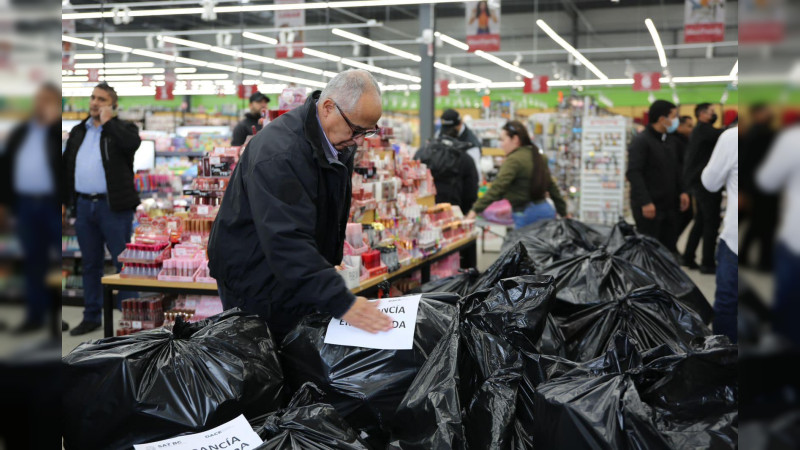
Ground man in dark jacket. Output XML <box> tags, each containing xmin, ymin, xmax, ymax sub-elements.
<box><xmin>62</xmin><ymin>82</ymin><xmax>142</xmax><ymax>336</ymax></box>
<box><xmin>674</xmin><ymin>115</ymin><xmax>694</xmax><ymax>236</ymax></box>
<box><xmin>0</xmin><ymin>84</ymin><xmax>62</xmax><ymax>333</ymax></box>
<box><xmin>231</xmin><ymin>91</ymin><xmax>270</xmax><ymax>146</ymax></box>
<box><xmin>626</xmin><ymin>100</ymin><xmax>690</xmax><ymax>254</ymax></box>
<box><xmin>440</xmin><ymin>109</ymin><xmax>483</xmax><ymax>184</ymax></box>
<box><xmin>682</xmin><ymin>102</ymin><xmax>724</xmax><ymax>272</ymax></box>
<box><xmin>414</xmin><ymin>127</ymin><xmax>479</xmax><ymax>214</ymax></box>
<box><xmin>740</xmin><ymin>104</ymin><xmax>777</xmax><ymax>270</ymax></box>
<box><xmin>208</xmin><ymin>69</ymin><xmax>392</xmax><ymax>340</ymax></box>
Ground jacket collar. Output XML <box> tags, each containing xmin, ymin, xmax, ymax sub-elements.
<box><xmin>646</xmin><ymin>125</ymin><xmax>668</xmax><ymax>142</ymax></box>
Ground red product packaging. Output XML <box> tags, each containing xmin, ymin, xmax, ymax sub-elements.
<box><xmin>362</xmin><ymin>249</ymin><xmax>381</xmax><ymax>269</ymax></box>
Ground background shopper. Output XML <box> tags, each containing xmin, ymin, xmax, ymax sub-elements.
<box><xmin>682</xmin><ymin>102</ymin><xmax>724</xmax><ymax>272</ymax></box>
<box><xmin>467</xmin><ymin>120</ymin><xmax>567</xmax><ymax>228</ymax></box>
<box><xmin>439</xmin><ymin>109</ymin><xmax>483</xmax><ymax>184</ymax></box>
<box><xmin>701</xmin><ymin>127</ymin><xmax>738</xmax><ymax>342</ymax></box>
<box><xmin>62</xmin><ymin>82</ymin><xmax>142</xmax><ymax>336</ymax></box>
<box><xmin>414</xmin><ymin>126</ymin><xmax>479</xmax><ymax>214</ymax></box>
<box><xmin>0</xmin><ymin>84</ymin><xmax>62</xmax><ymax>334</ymax></box>
<box><xmin>231</xmin><ymin>91</ymin><xmax>270</xmax><ymax>147</ymax></box>
<box><xmin>626</xmin><ymin>100</ymin><xmax>690</xmax><ymax>254</ymax></box>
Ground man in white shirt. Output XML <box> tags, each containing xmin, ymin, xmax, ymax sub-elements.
<box><xmin>757</xmin><ymin>125</ymin><xmax>800</xmax><ymax>345</ymax></box>
<box><xmin>701</xmin><ymin>126</ymin><xmax>738</xmax><ymax>342</ymax></box>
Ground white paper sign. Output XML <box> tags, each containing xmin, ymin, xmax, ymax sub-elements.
<box><xmin>324</xmin><ymin>295</ymin><xmax>421</xmax><ymax>350</ymax></box>
<box><xmin>134</xmin><ymin>415</ymin><xmax>262</xmax><ymax>450</ymax></box>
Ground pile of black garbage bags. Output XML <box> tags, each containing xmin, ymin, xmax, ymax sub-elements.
<box><xmin>62</xmin><ymin>218</ymin><xmax>736</xmax><ymax>449</ymax></box>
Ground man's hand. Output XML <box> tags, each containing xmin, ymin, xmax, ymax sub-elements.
<box><xmin>99</xmin><ymin>105</ymin><xmax>115</xmax><ymax>125</ymax></box>
<box><xmin>642</xmin><ymin>203</ymin><xmax>656</xmax><ymax>219</ymax></box>
<box><xmin>340</xmin><ymin>296</ymin><xmax>393</xmax><ymax>334</ymax></box>
<box><xmin>680</xmin><ymin>193</ymin><xmax>690</xmax><ymax>212</ymax></box>
<box><xmin>466</xmin><ymin>210</ymin><xmax>477</xmax><ymax>220</ymax></box>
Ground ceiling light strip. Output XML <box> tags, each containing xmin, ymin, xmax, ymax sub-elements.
<box><xmin>536</xmin><ymin>20</ymin><xmax>608</xmax><ymax>80</ymax></box>
<box><xmin>644</xmin><ymin>18</ymin><xmax>668</xmax><ymax>68</ymax></box>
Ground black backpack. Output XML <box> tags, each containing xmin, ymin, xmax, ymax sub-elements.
<box><xmin>414</xmin><ymin>136</ymin><xmax>471</xmax><ymax>206</ymax></box>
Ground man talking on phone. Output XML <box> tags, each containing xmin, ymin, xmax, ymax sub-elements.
<box><xmin>63</xmin><ymin>82</ymin><xmax>142</xmax><ymax>336</ymax></box>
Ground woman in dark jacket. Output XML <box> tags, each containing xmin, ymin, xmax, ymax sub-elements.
<box><xmin>467</xmin><ymin>120</ymin><xmax>567</xmax><ymax>228</ymax></box>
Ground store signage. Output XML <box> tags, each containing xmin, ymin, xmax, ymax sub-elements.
<box><xmin>632</xmin><ymin>72</ymin><xmax>661</xmax><ymax>91</ymax></box>
<box><xmin>324</xmin><ymin>295</ymin><xmax>421</xmax><ymax>350</ymax></box>
<box><xmin>684</xmin><ymin>0</ymin><xmax>725</xmax><ymax>43</ymax></box>
<box><xmin>87</xmin><ymin>69</ymin><xmax>99</xmax><ymax>82</ymax></box>
<box><xmin>238</xmin><ymin>84</ymin><xmax>258</xmax><ymax>99</ymax></box>
<box><xmin>142</xmin><ymin>75</ymin><xmax>152</xmax><ymax>87</ymax></box>
<box><xmin>133</xmin><ymin>415</ymin><xmax>262</xmax><ymax>450</ymax></box>
<box><xmin>739</xmin><ymin>0</ymin><xmax>784</xmax><ymax>44</ymax></box>
<box><xmin>435</xmin><ymin>79</ymin><xmax>449</xmax><ymax>97</ymax></box>
<box><xmin>156</xmin><ymin>82</ymin><xmax>175</xmax><ymax>100</ymax></box>
<box><xmin>465</xmin><ymin>0</ymin><xmax>501</xmax><ymax>52</ymax></box>
<box><xmin>62</xmin><ymin>18</ymin><xmax>76</xmax><ymax>71</ymax></box>
<box><xmin>523</xmin><ymin>76</ymin><xmax>549</xmax><ymax>94</ymax></box>
<box><xmin>275</xmin><ymin>0</ymin><xmax>305</xmax><ymax>58</ymax></box>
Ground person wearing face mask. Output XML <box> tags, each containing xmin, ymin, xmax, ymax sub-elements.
<box><xmin>626</xmin><ymin>100</ymin><xmax>690</xmax><ymax>254</ymax></box>
<box><xmin>674</xmin><ymin>115</ymin><xmax>695</xmax><ymax>237</ymax></box>
<box><xmin>681</xmin><ymin>103</ymin><xmax>724</xmax><ymax>273</ymax></box>
<box><xmin>466</xmin><ymin>121</ymin><xmax>567</xmax><ymax>227</ymax></box>
<box><xmin>207</xmin><ymin>70</ymin><xmax>392</xmax><ymax>341</ymax></box>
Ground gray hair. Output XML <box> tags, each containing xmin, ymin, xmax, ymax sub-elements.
<box><xmin>318</xmin><ymin>69</ymin><xmax>381</xmax><ymax>113</ymax></box>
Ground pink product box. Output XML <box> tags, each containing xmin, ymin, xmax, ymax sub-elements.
<box><xmin>158</xmin><ymin>258</ymin><xmax>203</xmax><ymax>282</ymax></box>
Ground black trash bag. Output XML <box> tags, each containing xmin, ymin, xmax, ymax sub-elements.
<box><xmin>389</xmin><ymin>276</ymin><xmax>557</xmax><ymax>449</ymax></box>
<box><xmin>605</xmin><ymin>220</ymin><xmax>714</xmax><ymax>323</ymax></box>
<box><xmin>539</xmin><ymin>314</ymin><xmax>567</xmax><ymax>357</ymax></box>
<box><xmin>560</xmin><ymin>285</ymin><xmax>711</xmax><ymax>361</ymax></box>
<box><xmin>538</xmin><ymin>246</ymin><xmax>658</xmax><ymax>317</ymax></box>
<box><xmin>468</xmin><ymin>242</ymin><xmax>537</xmax><ymax>293</ymax></box>
<box><xmin>500</xmin><ymin>233</ymin><xmax>591</xmax><ymax>268</ymax></box>
<box><xmin>505</xmin><ymin>218</ymin><xmax>607</xmax><ymax>250</ymax></box>
<box><xmin>280</xmin><ymin>293</ymin><xmax>459</xmax><ymax>447</ymax></box>
<box><xmin>254</xmin><ymin>383</ymin><xmax>372</xmax><ymax>450</ymax></box>
<box><xmin>62</xmin><ymin>309</ymin><xmax>287</xmax><ymax>450</ymax></box>
<box><xmin>530</xmin><ymin>332</ymin><xmax>738</xmax><ymax>449</ymax></box>
<box><xmin>419</xmin><ymin>267</ymin><xmax>480</xmax><ymax>296</ymax></box>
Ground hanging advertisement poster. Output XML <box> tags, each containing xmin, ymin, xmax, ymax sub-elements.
<box><xmin>465</xmin><ymin>1</ymin><xmax>500</xmax><ymax>52</ymax></box>
<box><xmin>523</xmin><ymin>76</ymin><xmax>549</xmax><ymax>94</ymax></box>
<box><xmin>62</xmin><ymin>18</ymin><xmax>76</xmax><ymax>71</ymax></box>
<box><xmin>275</xmin><ymin>0</ymin><xmax>305</xmax><ymax>58</ymax></box>
<box><xmin>684</xmin><ymin>0</ymin><xmax>726</xmax><ymax>43</ymax></box>
<box><xmin>632</xmin><ymin>72</ymin><xmax>662</xmax><ymax>91</ymax></box>
<box><xmin>740</xmin><ymin>0</ymin><xmax>785</xmax><ymax>44</ymax></box>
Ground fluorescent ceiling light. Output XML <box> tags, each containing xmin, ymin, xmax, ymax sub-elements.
<box><xmin>332</xmin><ymin>28</ymin><xmax>421</xmax><ymax>62</ymax></box>
<box><xmin>100</xmin><ymin>43</ymin><xmax>133</xmax><ymax>53</ymax></box>
<box><xmin>62</xmin><ymin>0</ymin><xmax>464</xmax><ymax>20</ymax></box>
<box><xmin>433</xmin><ymin>62</ymin><xmax>491</xmax><ymax>84</ymax></box>
<box><xmin>64</xmin><ymin>34</ymin><xmax>329</xmax><ymax>89</ymax></box>
<box><xmin>132</xmin><ymin>49</ymin><xmax>176</xmax><ymax>61</ymax></box>
<box><xmin>242</xmin><ymin>31</ymin><xmax>278</xmax><ymax>45</ymax></box>
<box><xmin>474</xmin><ymin>50</ymin><xmax>533</xmax><ymax>78</ymax></box>
<box><xmin>174</xmin><ymin>68</ymin><xmax>198</xmax><ymax>74</ymax></box>
<box><xmin>160</xmin><ymin>36</ymin><xmax>211</xmax><ymax>50</ymax></box>
<box><xmin>273</xmin><ymin>59</ymin><xmax>324</xmax><ymax>75</ymax></box>
<box><xmin>74</xmin><ymin>53</ymin><xmax>103</xmax><ymax>60</ymax></box>
<box><xmin>340</xmin><ymin>57</ymin><xmax>422</xmax><ymax>82</ymax></box>
<box><xmin>730</xmin><ymin>60</ymin><xmax>738</xmax><ymax>77</ymax></box>
<box><xmin>434</xmin><ymin>32</ymin><xmax>469</xmax><ymax>51</ymax></box>
<box><xmin>302</xmin><ymin>47</ymin><xmax>342</xmax><ymax>62</ymax></box>
<box><xmin>75</xmin><ymin>62</ymin><xmax>156</xmax><ymax>69</ymax></box>
<box><xmin>536</xmin><ymin>20</ymin><xmax>608</xmax><ymax>80</ymax></box>
<box><xmin>62</xmin><ymin>35</ymin><xmax>97</xmax><ymax>47</ymax></box>
<box><xmin>238</xmin><ymin>68</ymin><xmax>263</xmax><ymax>77</ymax></box>
<box><xmin>668</xmin><ymin>75</ymin><xmax>736</xmax><ymax>83</ymax></box>
<box><xmin>176</xmin><ymin>73</ymin><xmax>229</xmax><ymax>80</ymax></box>
<box><xmin>548</xmin><ymin>78</ymin><xmax>632</xmax><ymax>87</ymax></box>
<box><xmin>644</xmin><ymin>18</ymin><xmax>668</xmax><ymax>68</ymax></box>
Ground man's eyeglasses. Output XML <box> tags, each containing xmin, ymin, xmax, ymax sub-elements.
<box><xmin>334</xmin><ymin>101</ymin><xmax>380</xmax><ymax>139</ymax></box>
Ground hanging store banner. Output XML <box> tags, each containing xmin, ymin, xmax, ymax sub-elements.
<box><xmin>632</xmin><ymin>72</ymin><xmax>661</xmax><ymax>91</ymax></box>
<box><xmin>156</xmin><ymin>82</ymin><xmax>175</xmax><ymax>100</ymax></box>
<box><xmin>275</xmin><ymin>0</ymin><xmax>305</xmax><ymax>58</ymax></box>
<box><xmin>739</xmin><ymin>0</ymin><xmax>785</xmax><ymax>44</ymax></box>
<box><xmin>87</xmin><ymin>69</ymin><xmax>99</xmax><ymax>82</ymax></box>
<box><xmin>62</xmin><ymin>18</ymin><xmax>76</xmax><ymax>71</ymax></box>
<box><xmin>523</xmin><ymin>76</ymin><xmax>549</xmax><ymax>94</ymax></box>
<box><xmin>435</xmin><ymin>79</ymin><xmax>450</xmax><ymax>97</ymax></box>
<box><xmin>238</xmin><ymin>84</ymin><xmax>259</xmax><ymax>99</ymax></box>
<box><xmin>684</xmin><ymin>0</ymin><xmax>726</xmax><ymax>43</ymax></box>
<box><xmin>465</xmin><ymin>0</ymin><xmax>501</xmax><ymax>52</ymax></box>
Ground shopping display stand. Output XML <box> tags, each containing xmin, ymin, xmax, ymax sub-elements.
<box><xmin>100</xmin><ymin>234</ymin><xmax>477</xmax><ymax>337</ymax></box>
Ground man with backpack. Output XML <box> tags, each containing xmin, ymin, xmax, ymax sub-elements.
<box><xmin>414</xmin><ymin>127</ymin><xmax>479</xmax><ymax>214</ymax></box>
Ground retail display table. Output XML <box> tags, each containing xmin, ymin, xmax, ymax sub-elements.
<box><xmin>99</xmin><ymin>234</ymin><xmax>477</xmax><ymax>337</ymax></box>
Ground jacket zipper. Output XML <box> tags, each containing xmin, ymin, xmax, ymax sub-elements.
<box><xmin>103</xmin><ymin>137</ymin><xmax>111</xmax><ymax>206</ymax></box>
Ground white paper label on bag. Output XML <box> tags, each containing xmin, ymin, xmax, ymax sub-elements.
<box><xmin>133</xmin><ymin>415</ymin><xmax>261</xmax><ymax>450</ymax></box>
<box><xmin>324</xmin><ymin>295</ymin><xmax>421</xmax><ymax>350</ymax></box>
